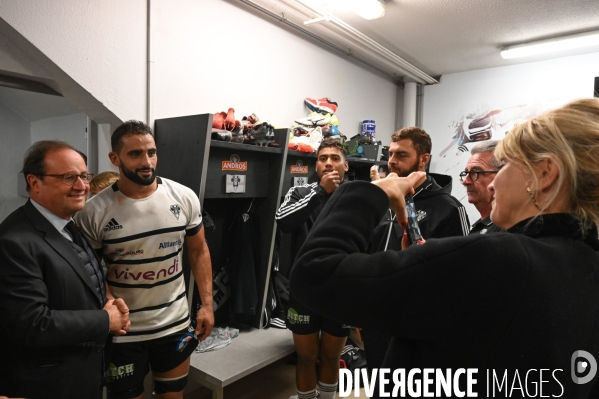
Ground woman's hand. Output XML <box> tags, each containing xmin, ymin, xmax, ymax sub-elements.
<box><xmin>372</xmin><ymin>171</ymin><xmax>427</xmax><ymax>227</ymax></box>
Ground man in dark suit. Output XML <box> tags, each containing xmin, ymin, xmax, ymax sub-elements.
<box><xmin>0</xmin><ymin>141</ymin><xmax>131</xmax><ymax>399</ymax></box>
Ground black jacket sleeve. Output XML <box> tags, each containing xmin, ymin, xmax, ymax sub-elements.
<box><xmin>430</xmin><ymin>201</ymin><xmax>470</xmax><ymax>238</ymax></box>
<box><xmin>290</xmin><ymin>181</ymin><xmax>528</xmax><ymax>340</ymax></box>
<box><xmin>275</xmin><ymin>183</ymin><xmax>330</xmax><ymax>233</ymax></box>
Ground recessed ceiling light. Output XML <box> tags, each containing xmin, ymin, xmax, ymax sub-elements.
<box><xmin>350</xmin><ymin>0</ymin><xmax>386</xmax><ymax>20</ymax></box>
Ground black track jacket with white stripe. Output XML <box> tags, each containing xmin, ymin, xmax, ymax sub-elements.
<box><xmin>275</xmin><ymin>182</ymin><xmax>333</xmax><ymax>265</ymax></box>
<box><xmin>369</xmin><ymin>173</ymin><xmax>469</xmax><ymax>253</ymax></box>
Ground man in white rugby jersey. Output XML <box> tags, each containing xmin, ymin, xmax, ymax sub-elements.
<box><xmin>77</xmin><ymin>120</ymin><xmax>213</xmax><ymax>399</ymax></box>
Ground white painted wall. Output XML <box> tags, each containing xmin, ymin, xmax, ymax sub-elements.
<box><xmin>31</xmin><ymin>113</ymin><xmax>89</xmax><ymax>155</ymax></box>
<box><xmin>0</xmin><ymin>103</ymin><xmax>30</xmax><ymax>221</ymax></box>
<box><xmin>422</xmin><ymin>51</ymin><xmax>599</xmax><ymax>224</ymax></box>
<box><xmin>152</xmin><ymin>0</ymin><xmax>398</xmax><ymax>142</ymax></box>
<box><xmin>0</xmin><ymin>0</ymin><xmax>147</xmax><ymax>123</ymax></box>
<box><xmin>96</xmin><ymin>123</ymin><xmax>118</xmax><ymax>174</ymax></box>
<box><xmin>0</xmin><ymin>0</ymin><xmax>399</xmax><ymax>143</ymax></box>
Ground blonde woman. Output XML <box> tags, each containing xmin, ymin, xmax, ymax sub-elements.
<box><xmin>291</xmin><ymin>98</ymin><xmax>599</xmax><ymax>398</ymax></box>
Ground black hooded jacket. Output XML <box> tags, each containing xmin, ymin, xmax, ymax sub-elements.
<box><xmin>369</xmin><ymin>172</ymin><xmax>469</xmax><ymax>252</ymax></box>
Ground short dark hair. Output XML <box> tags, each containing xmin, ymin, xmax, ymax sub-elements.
<box><xmin>22</xmin><ymin>140</ymin><xmax>81</xmax><ymax>191</ymax></box>
<box><xmin>317</xmin><ymin>138</ymin><xmax>347</xmax><ymax>159</ymax></box>
<box><xmin>111</xmin><ymin>120</ymin><xmax>153</xmax><ymax>153</ymax></box>
<box><xmin>76</xmin><ymin>150</ymin><xmax>88</xmax><ymax>165</ymax></box>
<box><xmin>391</xmin><ymin>127</ymin><xmax>432</xmax><ymax>156</ymax></box>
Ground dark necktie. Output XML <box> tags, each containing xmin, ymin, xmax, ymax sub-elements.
<box><xmin>65</xmin><ymin>220</ymin><xmax>105</xmax><ymax>302</ymax></box>
<box><xmin>65</xmin><ymin>220</ymin><xmax>86</xmax><ymax>249</ymax></box>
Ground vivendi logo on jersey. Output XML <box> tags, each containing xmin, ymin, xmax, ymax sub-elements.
<box><xmin>113</xmin><ymin>258</ymin><xmax>179</xmax><ymax>281</ymax></box>
<box><xmin>339</xmin><ymin>351</ymin><xmax>596</xmax><ymax>398</ymax></box>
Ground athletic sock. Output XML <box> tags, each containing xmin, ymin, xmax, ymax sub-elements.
<box><xmin>296</xmin><ymin>388</ymin><xmax>318</xmax><ymax>399</ymax></box>
<box><xmin>318</xmin><ymin>381</ymin><xmax>337</xmax><ymax>399</ymax></box>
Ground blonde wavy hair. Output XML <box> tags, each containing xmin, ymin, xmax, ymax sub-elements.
<box><xmin>495</xmin><ymin>98</ymin><xmax>599</xmax><ymax>231</ymax></box>
<box><xmin>90</xmin><ymin>171</ymin><xmax>120</xmax><ymax>194</ymax></box>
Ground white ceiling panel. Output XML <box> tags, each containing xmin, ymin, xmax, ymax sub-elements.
<box><xmin>236</xmin><ymin>0</ymin><xmax>599</xmax><ymax>82</ymax></box>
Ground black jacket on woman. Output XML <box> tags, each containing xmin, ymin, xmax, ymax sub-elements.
<box><xmin>290</xmin><ymin>181</ymin><xmax>599</xmax><ymax>398</ymax></box>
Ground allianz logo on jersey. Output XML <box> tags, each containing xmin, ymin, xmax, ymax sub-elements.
<box><xmin>159</xmin><ymin>239</ymin><xmax>182</xmax><ymax>249</ymax></box>
<box><xmin>113</xmin><ymin>258</ymin><xmax>179</xmax><ymax>281</ymax></box>
<box><xmin>103</xmin><ymin>218</ymin><xmax>123</xmax><ymax>232</ymax></box>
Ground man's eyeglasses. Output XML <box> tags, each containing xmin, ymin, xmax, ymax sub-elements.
<box><xmin>459</xmin><ymin>170</ymin><xmax>498</xmax><ymax>182</ymax></box>
<box><xmin>40</xmin><ymin>173</ymin><xmax>94</xmax><ymax>186</ymax></box>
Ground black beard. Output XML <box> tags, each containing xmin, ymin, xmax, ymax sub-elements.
<box><xmin>121</xmin><ymin>163</ymin><xmax>156</xmax><ymax>186</ymax></box>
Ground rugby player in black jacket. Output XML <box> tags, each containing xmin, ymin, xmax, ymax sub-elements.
<box><xmin>366</xmin><ymin>127</ymin><xmax>469</xmax><ymax>391</ymax></box>
<box><xmin>370</xmin><ymin>127</ymin><xmax>469</xmax><ymax>251</ymax></box>
<box><xmin>276</xmin><ymin>138</ymin><xmax>350</xmax><ymax>399</ymax></box>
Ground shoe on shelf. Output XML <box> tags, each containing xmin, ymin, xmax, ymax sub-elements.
<box><xmin>295</xmin><ymin>112</ymin><xmax>332</xmax><ymax>127</ymax></box>
<box><xmin>308</xmin><ymin>126</ymin><xmax>323</xmax><ymax>150</ymax></box>
<box><xmin>293</xmin><ymin>125</ymin><xmax>311</xmax><ymax>136</ymax></box>
<box><xmin>288</xmin><ymin>136</ymin><xmax>315</xmax><ymax>153</ymax></box>
<box><xmin>305</xmin><ymin>97</ymin><xmax>338</xmax><ymax>114</ymax></box>
<box><xmin>246</xmin><ymin>113</ymin><xmax>259</xmax><ymax>124</ymax></box>
<box><xmin>224</xmin><ymin>107</ymin><xmax>236</xmax><ymax>131</ymax></box>
<box><xmin>242</xmin><ymin>113</ymin><xmax>260</xmax><ymax>132</ymax></box>
<box><xmin>246</xmin><ymin>123</ymin><xmax>270</xmax><ymax>146</ymax></box>
<box><xmin>212</xmin><ymin>111</ymin><xmax>227</xmax><ymax>129</ymax></box>
<box><xmin>329</xmin><ymin>114</ymin><xmax>339</xmax><ymax>126</ymax></box>
<box><xmin>267</xmin><ymin>124</ymin><xmax>277</xmax><ymax>145</ymax></box>
<box><xmin>231</xmin><ymin>123</ymin><xmax>244</xmax><ymax>143</ymax></box>
<box><xmin>211</xmin><ymin>129</ymin><xmax>232</xmax><ymax>142</ymax></box>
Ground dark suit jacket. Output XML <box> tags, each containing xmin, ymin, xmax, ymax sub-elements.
<box><xmin>0</xmin><ymin>200</ymin><xmax>110</xmax><ymax>399</ymax></box>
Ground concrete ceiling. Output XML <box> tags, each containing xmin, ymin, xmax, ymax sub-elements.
<box><xmin>250</xmin><ymin>0</ymin><xmax>599</xmax><ymax>81</ymax></box>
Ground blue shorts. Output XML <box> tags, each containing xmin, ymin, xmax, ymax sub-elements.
<box><xmin>106</xmin><ymin>326</ymin><xmax>198</xmax><ymax>399</ymax></box>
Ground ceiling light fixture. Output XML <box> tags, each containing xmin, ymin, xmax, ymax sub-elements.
<box><xmin>349</xmin><ymin>0</ymin><xmax>385</xmax><ymax>20</ymax></box>
<box><xmin>500</xmin><ymin>30</ymin><xmax>599</xmax><ymax>59</ymax></box>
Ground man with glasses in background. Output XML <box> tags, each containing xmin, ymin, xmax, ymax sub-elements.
<box><xmin>0</xmin><ymin>141</ymin><xmax>130</xmax><ymax>399</ymax></box>
<box><xmin>460</xmin><ymin>140</ymin><xmax>503</xmax><ymax>235</ymax></box>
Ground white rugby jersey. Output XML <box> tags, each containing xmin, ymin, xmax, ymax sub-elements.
<box><xmin>76</xmin><ymin>177</ymin><xmax>202</xmax><ymax>343</ymax></box>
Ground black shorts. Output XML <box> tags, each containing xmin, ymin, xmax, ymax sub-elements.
<box><xmin>106</xmin><ymin>326</ymin><xmax>199</xmax><ymax>399</ymax></box>
<box><xmin>286</xmin><ymin>293</ymin><xmax>351</xmax><ymax>337</ymax></box>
